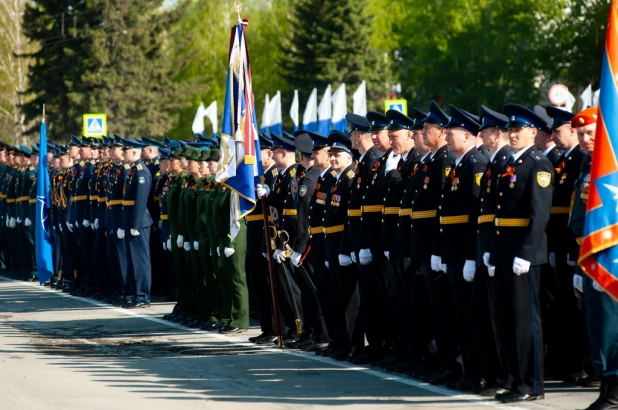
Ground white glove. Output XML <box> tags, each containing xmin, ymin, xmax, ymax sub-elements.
<box><xmin>82</xmin><ymin>219</ymin><xmax>91</xmax><ymax>228</ymax></box>
<box><xmin>573</xmin><ymin>274</ymin><xmax>584</xmax><ymax>293</ymax></box>
<box><xmin>291</xmin><ymin>251</ymin><xmax>302</xmax><ymax>267</ymax></box>
<box><xmin>359</xmin><ymin>249</ymin><xmax>372</xmax><ymax>265</ymax></box>
<box><xmin>9</xmin><ymin>217</ymin><xmax>16</xmax><ymax>227</ymax></box>
<box><xmin>183</xmin><ymin>242</ymin><xmax>191</xmax><ymax>251</ymax></box>
<box><xmin>513</xmin><ymin>257</ymin><xmax>531</xmax><ymax>276</ymax></box>
<box><xmin>384</xmin><ymin>251</ymin><xmax>390</xmax><ymax>260</ymax></box>
<box><xmin>224</xmin><ymin>247</ymin><xmax>235</xmax><ymax>257</ymax></box>
<box><xmin>158</xmin><ymin>220</ymin><xmax>162</xmax><ymax>229</ymax></box>
<box><xmin>256</xmin><ymin>184</ymin><xmax>271</xmax><ymax>198</ymax></box>
<box><xmin>216</xmin><ymin>247</ymin><xmax>221</xmax><ymax>256</ymax></box>
<box><xmin>262</xmin><ymin>252</ymin><xmax>268</xmax><ymax>259</ymax></box>
<box><xmin>117</xmin><ymin>228</ymin><xmax>125</xmax><ymax>239</ymax></box>
<box><xmin>75</xmin><ymin>220</ymin><xmax>79</xmax><ymax>227</ymax></box>
<box><xmin>16</xmin><ymin>217</ymin><xmax>22</xmax><ymax>224</ymax></box>
<box><xmin>593</xmin><ymin>280</ymin><xmax>605</xmax><ymax>292</ymax></box>
<box><xmin>273</xmin><ymin>249</ymin><xmax>286</xmax><ymax>263</ymax></box>
<box><xmin>487</xmin><ymin>266</ymin><xmax>496</xmax><ymax>277</ymax></box>
<box><xmin>24</xmin><ymin>218</ymin><xmax>32</xmax><ymax>227</ymax></box>
<box><xmin>93</xmin><ymin>218</ymin><xmax>99</xmax><ymax>229</ymax></box>
<box><xmin>325</xmin><ymin>261</ymin><xmax>330</xmax><ymax>269</ymax></box>
<box><xmin>176</xmin><ymin>234</ymin><xmax>184</xmax><ymax>248</ymax></box>
<box><xmin>567</xmin><ymin>254</ymin><xmax>578</xmax><ymax>267</ymax></box>
<box><xmin>431</xmin><ymin>255</ymin><xmax>442</xmax><ymax>272</ymax></box>
<box><xmin>166</xmin><ymin>238</ymin><xmax>171</xmax><ymax>250</ymax></box>
<box><xmin>339</xmin><ymin>254</ymin><xmax>353</xmax><ymax>266</ymax></box>
<box><xmin>440</xmin><ymin>262</ymin><xmax>447</xmax><ymax>272</ymax></box>
<box><xmin>66</xmin><ymin>221</ymin><xmax>73</xmax><ymax>232</ymax></box>
<box><xmin>351</xmin><ymin>252</ymin><xmax>357</xmax><ymax>263</ymax></box>
<box><xmin>384</xmin><ymin>152</ymin><xmax>400</xmax><ymax>173</ymax></box>
<box><xmin>549</xmin><ymin>252</ymin><xmax>556</xmax><ymax>267</ymax></box>
<box><xmin>162</xmin><ymin>242</ymin><xmax>167</xmax><ymax>251</ymax></box>
<box><xmin>193</xmin><ymin>241</ymin><xmax>199</xmax><ymax>251</ymax></box>
<box><xmin>483</xmin><ymin>252</ymin><xmax>491</xmax><ymax>268</ymax></box>
<box><xmin>59</xmin><ymin>224</ymin><xmax>63</xmax><ymax>232</ymax></box>
<box><xmin>130</xmin><ymin>229</ymin><xmax>140</xmax><ymax>236</ymax></box>
<box><xmin>463</xmin><ymin>260</ymin><xmax>476</xmax><ymax>282</ymax></box>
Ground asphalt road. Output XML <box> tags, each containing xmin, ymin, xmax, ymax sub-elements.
<box><xmin>0</xmin><ymin>277</ymin><xmax>598</xmax><ymax>409</ymax></box>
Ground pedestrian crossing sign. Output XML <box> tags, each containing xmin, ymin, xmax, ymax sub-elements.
<box><xmin>82</xmin><ymin>114</ymin><xmax>107</xmax><ymax>138</ymax></box>
<box><xmin>384</xmin><ymin>99</ymin><xmax>408</xmax><ymax>115</ymax></box>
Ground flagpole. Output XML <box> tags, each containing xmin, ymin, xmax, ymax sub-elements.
<box><xmin>233</xmin><ymin>0</ymin><xmax>243</xmax><ymax>24</ymax></box>
<box><xmin>262</xmin><ymin>193</ymin><xmax>283</xmax><ymax>348</ymax></box>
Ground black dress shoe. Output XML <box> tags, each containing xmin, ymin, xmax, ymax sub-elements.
<box><xmin>474</xmin><ymin>385</ymin><xmax>507</xmax><ymax>397</ymax></box>
<box><xmin>498</xmin><ymin>391</ymin><xmax>544</xmax><ymax>403</ymax></box>
<box><xmin>134</xmin><ymin>301</ymin><xmax>151</xmax><ymax>308</ymax></box>
<box><xmin>429</xmin><ymin>369</ymin><xmax>462</xmax><ymax>385</ymax></box>
<box><xmin>122</xmin><ymin>300</ymin><xmax>137</xmax><ymax>308</ymax></box>
<box><xmin>302</xmin><ymin>341</ymin><xmax>328</xmax><ymax>352</ymax></box>
<box><xmin>457</xmin><ymin>376</ymin><xmax>485</xmax><ymax>391</ymax></box>
<box><xmin>330</xmin><ymin>350</ymin><xmax>350</xmax><ymax>361</ymax></box>
<box><xmin>256</xmin><ymin>334</ymin><xmax>277</xmax><ymax>344</ymax></box>
<box><xmin>577</xmin><ymin>376</ymin><xmax>602</xmax><ymax>388</ymax></box>
<box><xmin>249</xmin><ymin>332</ymin><xmax>268</xmax><ymax>343</ymax></box>
<box><xmin>445</xmin><ymin>378</ymin><xmax>462</xmax><ymax>389</ymax></box>
<box><xmin>219</xmin><ymin>325</ymin><xmax>241</xmax><ymax>334</ymax></box>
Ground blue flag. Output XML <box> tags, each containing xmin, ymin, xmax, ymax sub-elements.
<box><xmin>36</xmin><ymin>120</ymin><xmax>54</xmax><ymax>285</ymax></box>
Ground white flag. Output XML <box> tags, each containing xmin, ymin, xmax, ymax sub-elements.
<box><xmin>317</xmin><ymin>85</ymin><xmax>332</xmax><ymax>135</ymax></box>
<box><xmin>580</xmin><ymin>84</ymin><xmax>592</xmax><ymax>109</ymax></box>
<box><xmin>302</xmin><ymin>88</ymin><xmax>318</xmax><ymax>131</ymax></box>
<box><xmin>290</xmin><ymin>90</ymin><xmax>299</xmax><ymax>131</ymax></box>
<box><xmin>593</xmin><ymin>89</ymin><xmax>601</xmax><ymax>107</ymax></box>
<box><xmin>565</xmin><ymin>90</ymin><xmax>576</xmax><ymax>112</ymax></box>
<box><xmin>269</xmin><ymin>91</ymin><xmax>282</xmax><ymax>136</ymax></box>
<box><xmin>353</xmin><ymin>81</ymin><xmax>367</xmax><ymax>115</ymax></box>
<box><xmin>203</xmin><ymin>100</ymin><xmax>218</xmax><ymax>136</ymax></box>
<box><xmin>332</xmin><ymin>83</ymin><xmax>347</xmax><ymax>132</ymax></box>
<box><xmin>191</xmin><ymin>103</ymin><xmax>207</xmax><ymax>136</ymax></box>
<box><xmin>261</xmin><ymin>93</ymin><xmax>270</xmax><ymax>133</ymax></box>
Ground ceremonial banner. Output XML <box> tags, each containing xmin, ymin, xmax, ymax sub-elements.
<box><xmin>36</xmin><ymin>119</ymin><xmax>54</xmax><ymax>285</ymax></box>
<box><xmin>216</xmin><ymin>20</ymin><xmax>262</xmax><ymax>241</ymax></box>
<box><xmin>579</xmin><ymin>1</ymin><xmax>618</xmax><ymax>299</ymax></box>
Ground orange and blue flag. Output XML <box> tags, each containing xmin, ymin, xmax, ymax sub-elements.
<box><xmin>579</xmin><ymin>0</ymin><xmax>618</xmax><ymax>299</ymax></box>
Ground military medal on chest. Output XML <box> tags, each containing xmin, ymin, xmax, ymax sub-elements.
<box><xmin>423</xmin><ymin>176</ymin><xmax>430</xmax><ymax>189</ymax></box>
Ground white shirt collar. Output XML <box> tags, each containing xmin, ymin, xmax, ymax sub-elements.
<box><xmin>420</xmin><ymin>151</ymin><xmax>431</xmax><ymax>162</ymax></box>
<box><xmin>280</xmin><ymin>163</ymin><xmax>294</xmax><ymax>175</ymax></box>
<box><xmin>513</xmin><ymin>144</ymin><xmax>535</xmax><ymax>161</ymax></box>
<box><xmin>454</xmin><ymin>145</ymin><xmax>476</xmax><ymax>167</ymax></box>
<box><xmin>320</xmin><ymin>168</ymin><xmax>330</xmax><ymax>178</ymax></box>
<box><xmin>564</xmin><ymin>145</ymin><xmax>577</xmax><ymax>158</ymax></box>
<box><xmin>541</xmin><ymin>145</ymin><xmax>555</xmax><ymax>157</ymax></box>
<box><xmin>359</xmin><ymin>151</ymin><xmax>366</xmax><ymax>163</ymax></box>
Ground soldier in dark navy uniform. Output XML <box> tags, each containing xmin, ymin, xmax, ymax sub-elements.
<box><xmin>470</xmin><ymin>105</ymin><xmax>512</xmax><ymax>396</ymax></box>
<box><xmin>542</xmin><ymin>106</ymin><xmax>590</xmax><ymax>382</ymax></box>
<box><xmin>487</xmin><ymin>104</ymin><xmax>553</xmax><ymax>403</ymax></box>
<box><xmin>439</xmin><ymin>106</ymin><xmax>488</xmax><ymax>390</ymax></box>
<box><xmin>533</xmin><ymin>105</ymin><xmax>563</xmax><ymax>165</ymax></box>
<box><xmin>118</xmin><ymin>138</ymin><xmax>153</xmax><ymax>308</ymax></box>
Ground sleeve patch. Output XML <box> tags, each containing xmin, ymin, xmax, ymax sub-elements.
<box><xmin>537</xmin><ymin>172</ymin><xmax>551</xmax><ymax>188</ymax></box>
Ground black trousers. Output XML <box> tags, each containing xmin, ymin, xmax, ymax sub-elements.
<box><xmin>326</xmin><ymin>261</ymin><xmax>359</xmax><ymax>351</ymax></box>
<box><xmin>421</xmin><ymin>261</ymin><xmax>461</xmax><ymax>371</ymax></box>
<box><xmin>274</xmin><ymin>260</ymin><xmax>303</xmax><ymax>333</ymax></box>
<box><xmin>494</xmin><ymin>265</ymin><xmax>544</xmax><ymax>395</ymax></box>
<box><xmin>248</xmin><ymin>254</ymin><xmax>275</xmax><ymax>334</ymax></box>
<box><xmin>358</xmin><ymin>255</ymin><xmax>387</xmax><ymax>351</ymax></box>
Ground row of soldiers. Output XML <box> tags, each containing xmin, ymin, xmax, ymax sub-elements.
<box><xmin>0</xmin><ymin>100</ymin><xmax>615</xmax><ymax>408</ymax></box>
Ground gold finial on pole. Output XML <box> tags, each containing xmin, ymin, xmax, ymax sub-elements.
<box><xmin>233</xmin><ymin>0</ymin><xmax>242</xmax><ymax>24</ymax></box>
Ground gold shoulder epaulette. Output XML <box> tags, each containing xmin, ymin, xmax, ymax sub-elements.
<box><xmin>330</xmin><ymin>170</ymin><xmax>337</xmax><ymax>177</ymax></box>
<box><xmin>346</xmin><ymin>170</ymin><xmax>355</xmax><ymax>179</ymax></box>
<box><xmin>124</xmin><ymin>164</ymin><xmax>131</xmax><ymax>170</ymax></box>
<box><xmin>271</xmin><ymin>168</ymin><xmax>278</xmax><ymax>177</ymax></box>
<box><xmin>136</xmin><ymin>164</ymin><xmax>143</xmax><ymax>171</ymax></box>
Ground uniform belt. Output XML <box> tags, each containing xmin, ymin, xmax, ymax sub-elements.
<box><xmin>324</xmin><ymin>225</ymin><xmax>344</xmax><ymax>234</ymax></box>
<box><xmin>550</xmin><ymin>206</ymin><xmax>570</xmax><ymax>214</ymax></box>
<box><xmin>412</xmin><ymin>210</ymin><xmax>437</xmax><ymax>219</ymax></box>
<box><xmin>5</xmin><ymin>199</ymin><xmax>15</xmax><ymax>203</ymax></box>
<box><xmin>97</xmin><ymin>196</ymin><xmax>107</xmax><ymax>203</ymax></box>
<box><xmin>17</xmin><ymin>196</ymin><xmax>29</xmax><ymax>202</ymax></box>
<box><xmin>309</xmin><ymin>226</ymin><xmax>323</xmax><ymax>235</ymax></box>
<box><xmin>245</xmin><ymin>214</ymin><xmax>274</xmax><ymax>222</ymax></box>
<box><xmin>71</xmin><ymin>195</ymin><xmax>88</xmax><ymax>202</ymax></box>
<box><xmin>0</xmin><ymin>194</ymin><xmax>6</xmax><ymax>199</ymax></box>
<box><xmin>106</xmin><ymin>199</ymin><xmax>123</xmax><ymax>207</ymax></box>
<box><xmin>89</xmin><ymin>195</ymin><xmax>98</xmax><ymax>202</ymax></box>
<box><xmin>399</xmin><ymin>208</ymin><xmax>412</xmax><ymax>217</ymax></box>
<box><xmin>362</xmin><ymin>205</ymin><xmax>383</xmax><ymax>213</ymax></box>
<box><xmin>153</xmin><ymin>196</ymin><xmax>161</xmax><ymax>201</ymax></box>
<box><xmin>160</xmin><ymin>214</ymin><xmax>168</xmax><ymax>221</ymax></box>
<box><xmin>478</xmin><ymin>214</ymin><xmax>495</xmax><ymax>224</ymax></box>
<box><xmin>383</xmin><ymin>207</ymin><xmax>400</xmax><ymax>215</ymax></box>
<box><xmin>495</xmin><ymin>218</ymin><xmax>530</xmax><ymax>227</ymax></box>
<box><xmin>347</xmin><ymin>209</ymin><xmax>362</xmax><ymax>217</ymax></box>
<box><xmin>28</xmin><ymin>199</ymin><xmax>36</xmax><ymax>204</ymax></box>
<box><xmin>122</xmin><ymin>200</ymin><xmax>135</xmax><ymax>206</ymax></box>
<box><xmin>283</xmin><ymin>209</ymin><xmax>297</xmax><ymax>216</ymax></box>
<box><xmin>440</xmin><ymin>215</ymin><xmax>469</xmax><ymax>224</ymax></box>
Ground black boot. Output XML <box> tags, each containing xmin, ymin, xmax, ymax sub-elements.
<box><xmin>586</xmin><ymin>377</ymin><xmax>618</xmax><ymax>410</ymax></box>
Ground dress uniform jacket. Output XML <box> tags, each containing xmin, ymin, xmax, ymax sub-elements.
<box><xmin>121</xmin><ymin>159</ymin><xmax>153</xmax><ymax>231</ymax></box>
<box><xmin>490</xmin><ymin>146</ymin><xmax>553</xmax><ymax>267</ymax></box>
<box><xmin>19</xmin><ymin>165</ymin><xmax>36</xmax><ymax>222</ymax></box>
<box><xmin>167</xmin><ymin>170</ymin><xmax>188</xmax><ymax>238</ymax></box>
<box><xmin>324</xmin><ymin>165</ymin><xmax>356</xmax><ymax>262</ymax></box>
<box><xmin>345</xmin><ymin>147</ymin><xmax>380</xmax><ymax>254</ymax></box>
<box><xmin>287</xmin><ymin>166</ymin><xmax>320</xmax><ymax>254</ymax></box>
<box><xmin>89</xmin><ymin>161</ymin><xmax>104</xmax><ymax>224</ymax></box>
<box><xmin>157</xmin><ymin>173</ymin><xmax>172</xmax><ymax>242</ymax></box>
<box><xmin>381</xmin><ymin>149</ymin><xmax>421</xmax><ymax>255</ymax></box>
<box><xmin>544</xmin><ymin>146</ymin><xmax>563</xmax><ymax>166</ymax></box>
<box><xmin>359</xmin><ymin>149</ymin><xmax>392</xmax><ymax>251</ymax></box>
<box><xmin>308</xmin><ymin>168</ymin><xmax>337</xmax><ymax>256</ymax></box>
<box><xmin>246</xmin><ymin>165</ymin><xmax>278</xmax><ymax>257</ymax></box>
<box><xmin>105</xmin><ymin>162</ymin><xmax>129</xmax><ymax>235</ymax></box>
<box><xmin>439</xmin><ymin>148</ymin><xmax>488</xmax><ymax>264</ymax></box>
<box><xmin>70</xmin><ymin>160</ymin><xmax>92</xmax><ymax>225</ymax></box>
<box><xmin>410</xmin><ymin>145</ymin><xmax>455</xmax><ymax>264</ymax></box>
<box><xmin>145</xmin><ymin>157</ymin><xmax>161</xmax><ymax>226</ymax></box>
<box><xmin>266</xmin><ymin>164</ymin><xmax>298</xmax><ymax>246</ymax></box>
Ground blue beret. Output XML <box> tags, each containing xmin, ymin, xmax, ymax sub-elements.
<box><xmin>479</xmin><ymin>105</ymin><xmax>508</xmax><ymax>131</ymax></box>
<box><xmin>327</xmin><ymin>130</ymin><xmax>352</xmax><ymax>153</ymax></box>
<box><xmin>346</xmin><ymin>113</ymin><xmax>371</xmax><ymax>133</ymax></box>
<box><xmin>445</xmin><ymin>105</ymin><xmax>480</xmax><ymax>134</ymax></box>
<box><xmin>423</xmin><ymin>101</ymin><xmax>449</xmax><ymax>127</ymax></box>
<box><xmin>546</xmin><ymin>106</ymin><xmax>575</xmax><ymax>131</ymax></box>
<box><xmin>366</xmin><ymin>112</ymin><xmax>389</xmax><ymax>131</ymax></box>
<box><xmin>503</xmin><ymin>104</ymin><xmax>548</xmax><ymax>130</ymax></box>
<box><xmin>386</xmin><ymin>110</ymin><xmax>415</xmax><ymax>131</ymax></box>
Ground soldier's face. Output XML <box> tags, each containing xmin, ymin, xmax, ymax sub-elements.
<box><xmin>169</xmin><ymin>158</ymin><xmax>182</xmax><ymax>173</ymax></box>
<box><xmin>79</xmin><ymin>147</ymin><xmax>91</xmax><ymax>160</ymax></box>
<box><xmin>551</xmin><ymin>124</ymin><xmax>575</xmax><ymax>150</ymax></box>
<box><xmin>187</xmin><ymin>160</ymin><xmax>200</xmax><ymax>175</ymax></box>
<box><xmin>0</xmin><ymin>151</ymin><xmax>6</xmax><ymax>163</ymax></box>
<box><xmin>371</xmin><ymin>130</ymin><xmax>390</xmax><ymax>151</ymax></box>
<box><xmin>311</xmin><ymin>147</ymin><xmax>330</xmax><ymax>169</ymax></box>
<box><xmin>445</xmin><ymin>128</ymin><xmax>470</xmax><ymax>156</ymax></box>
<box><xmin>59</xmin><ymin>155</ymin><xmax>72</xmax><ymax>169</ymax></box>
<box><xmin>110</xmin><ymin>147</ymin><xmax>123</xmax><ymax>161</ymax></box>
<box><xmin>261</xmin><ymin>148</ymin><xmax>274</xmax><ymax>168</ymax></box>
<box><xmin>577</xmin><ymin>124</ymin><xmax>596</xmax><ymax>153</ymax></box>
<box><xmin>198</xmin><ymin>161</ymin><xmax>210</xmax><ymax>177</ymax></box>
<box><xmin>160</xmin><ymin>159</ymin><xmax>169</xmax><ymax>174</ymax></box>
<box><xmin>272</xmin><ymin>148</ymin><xmax>290</xmax><ymax>167</ymax></box>
<box><xmin>422</xmin><ymin>123</ymin><xmax>444</xmax><ymax>149</ymax></box>
<box><xmin>207</xmin><ymin>161</ymin><xmax>218</xmax><ymax>175</ymax></box>
<box><xmin>412</xmin><ymin>130</ymin><xmax>428</xmax><ymax>153</ymax></box>
<box><xmin>481</xmin><ymin>127</ymin><xmax>501</xmax><ymax>149</ymax></box>
<box><xmin>388</xmin><ymin>129</ymin><xmax>414</xmax><ymax>155</ymax></box>
<box><xmin>329</xmin><ymin>151</ymin><xmax>352</xmax><ymax>173</ymax></box>
<box><xmin>30</xmin><ymin>155</ymin><xmax>38</xmax><ymax>166</ymax></box>
<box><xmin>68</xmin><ymin>146</ymin><xmax>79</xmax><ymax>159</ymax></box>
<box><xmin>7</xmin><ymin>154</ymin><xmax>14</xmax><ymax>165</ymax></box>
<box><xmin>54</xmin><ymin>158</ymin><xmax>60</xmax><ymax>169</ymax></box>
<box><xmin>143</xmin><ymin>146</ymin><xmax>159</xmax><ymax>160</ymax></box>
<box><xmin>508</xmin><ymin>127</ymin><xmax>536</xmax><ymax>152</ymax></box>
<box><xmin>180</xmin><ymin>158</ymin><xmax>188</xmax><ymax>169</ymax></box>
